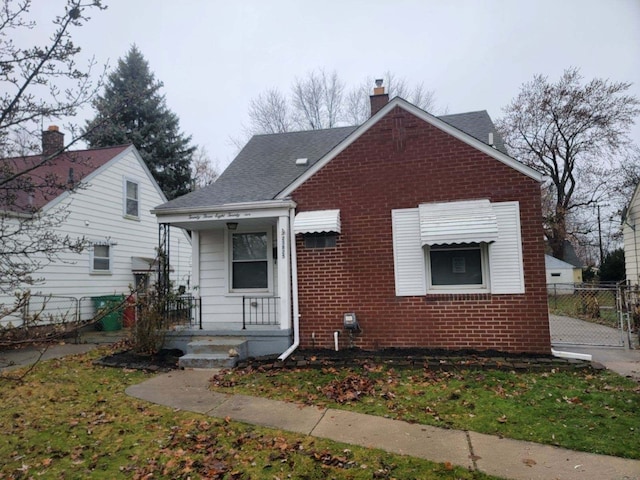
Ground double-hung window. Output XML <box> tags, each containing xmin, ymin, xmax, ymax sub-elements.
<box><xmin>124</xmin><ymin>179</ymin><xmax>139</xmax><ymax>218</ymax></box>
<box><xmin>92</xmin><ymin>243</ymin><xmax>112</xmax><ymax>272</ymax></box>
<box><xmin>231</xmin><ymin>232</ymin><xmax>269</xmax><ymax>290</ymax></box>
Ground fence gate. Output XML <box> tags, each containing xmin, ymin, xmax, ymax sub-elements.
<box><xmin>548</xmin><ymin>284</ymin><xmax>635</xmax><ymax>348</ymax></box>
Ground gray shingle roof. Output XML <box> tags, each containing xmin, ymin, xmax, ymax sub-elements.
<box><xmin>155</xmin><ymin>109</ymin><xmax>508</xmax><ymax>212</ymax></box>
<box><xmin>439</xmin><ymin>110</ymin><xmax>508</xmax><ymax>155</ymax></box>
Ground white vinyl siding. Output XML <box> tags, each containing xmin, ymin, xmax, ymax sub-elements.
<box><xmin>198</xmin><ymin>226</ymin><xmax>278</xmax><ymax>325</ymax></box>
<box><xmin>391</xmin><ymin>201</ymin><xmax>525</xmax><ymax>296</ymax></box>
<box><xmin>623</xmin><ymin>187</ymin><xmax>640</xmax><ymax>285</ymax></box>
<box><xmin>0</xmin><ymin>148</ymin><xmax>192</xmax><ymax>327</ymax></box>
<box><xmin>392</xmin><ymin>208</ymin><xmax>427</xmax><ymax>296</ymax></box>
<box><xmin>489</xmin><ymin>202</ymin><xmax>524</xmax><ymax>294</ymax></box>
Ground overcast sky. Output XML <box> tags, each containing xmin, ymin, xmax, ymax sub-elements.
<box><xmin>28</xmin><ymin>0</ymin><xmax>640</xmax><ymax>170</ymax></box>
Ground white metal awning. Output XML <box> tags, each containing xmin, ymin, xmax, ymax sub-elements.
<box><xmin>418</xmin><ymin>199</ymin><xmax>498</xmax><ymax>246</ymax></box>
<box><xmin>294</xmin><ymin>209</ymin><xmax>341</xmax><ymax>234</ymax></box>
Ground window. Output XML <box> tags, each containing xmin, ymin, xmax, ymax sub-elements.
<box><xmin>92</xmin><ymin>244</ymin><xmax>111</xmax><ymax>272</ymax></box>
<box><xmin>304</xmin><ymin>233</ymin><xmax>337</xmax><ymax>248</ymax></box>
<box><xmin>427</xmin><ymin>243</ymin><xmax>488</xmax><ymax>291</ymax></box>
<box><xmin>231</xmin><ymin>232</ymin><xmax>268</xmax><ymax>290</ymax></box>
<box><xmin>125</xmin><ymin>179</ymin><xmax>139</xmax><ymax>218</ymax></box>
<box><xmin>391</xmin><ymin>201</ymin><xmax>525</xmax><ymax>296</ymax></box>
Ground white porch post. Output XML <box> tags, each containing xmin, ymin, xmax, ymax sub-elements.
<box><xmin>191</xmin><ymin>231</ymin><xmax>200</xmax><ymax>298</ymax></box>
<box><xmin>277</xmin><ymin>215</ymin><xmax>291</xmax><ymax>330</ymax></box>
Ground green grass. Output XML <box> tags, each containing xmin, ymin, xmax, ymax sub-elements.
<box><xmin>0</xmin><ymin>348</ymin><xmax>499</xmax><ymax>479</ymax></box>
<box><xmin>211</xmin><ymin>362</ymin><xmax>640</xmax><ymax>459</ymax></box>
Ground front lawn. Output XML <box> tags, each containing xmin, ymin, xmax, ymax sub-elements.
<box><xmin>211</xmin><ymin>360</ymin><xmax>640</xmax><ymax>459</ymax></box>
<box><xmin>0</xmin><ymin>347</ymin><xmax>498</xmax><ymax>479</ymax></box>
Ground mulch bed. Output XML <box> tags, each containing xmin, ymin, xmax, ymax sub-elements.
<box><xmin>237</xmin><ymin>347</ymin><xmax>594</xmax><ymax>373</ymax></box>
<box><xmin>95</xmin><ymin>348</ymin><xmax>183</xmax><ymax>372</ymax></box>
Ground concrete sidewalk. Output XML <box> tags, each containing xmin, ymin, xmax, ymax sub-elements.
<box><xmin>0</xmin><ymin>330</ymin><xmax>127</xmax><ymax>372</ymax></box>
<box><xmin>126</xmin><ymin>369</ymin><xmax>640</xmax><ymax>480</ymax></box>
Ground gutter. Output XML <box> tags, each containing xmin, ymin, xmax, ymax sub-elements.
<box><xmin>278</xmin><ymin>207</ymin><xmax>300</xmax><ymax>361</ymax></box>
<box><xmin>151</xmin><ymin>199</ymin><xmax>296</xmax><ymax>216</ymax></box>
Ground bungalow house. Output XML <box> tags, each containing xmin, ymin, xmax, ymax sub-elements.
<box><xmin>154</xmin><ymin>84</ymin><xmax>550</xmax><ymax>361</ymax></box>
<box><xmin>623</xmin><ymin>182</ymin><xmax>640</xmax><ymax>285</ymax></box>
<box><xmin>0</xmin><ymin>127</ymin><xmax>191</xmax><ymax>327</ymax></box>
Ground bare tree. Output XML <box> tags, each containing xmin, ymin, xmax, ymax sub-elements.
<box><xmin>242</xmin><ymin>69</ymin><xmax>439</xmax><ymax>136</ymax></box>
<box><xmin>191</xmin><ymin>146</ymin><xmax>220</xmax><ymax>190</ymax></box>
<box><xmin>497</xmin><ymin>68</ymin><xmax>640</xmax><ymax>262</ymax></box>
<box><xmin>247</xmin><ymin>88</ymin><xmax>291</xmax><ymax>135</ymax></box>
<box><xmin>0</xmin><ymin>1</ymin><xmax>105</xmax><ymax>304</ymax></box>
<box><xmin>291</xmin><ymin>69</ymin><xmax>344</xmax><ymax>130</ymax></box>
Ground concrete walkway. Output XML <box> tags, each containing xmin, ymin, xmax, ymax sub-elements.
<box><xmin>126</xmin><ymin>369</ymin><xmax>640</xmax><ymax>480</ymax></box>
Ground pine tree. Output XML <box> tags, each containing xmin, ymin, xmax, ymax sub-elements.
<box><xmin>84</xmin><ymin>45</ymin><xmax>195</xmax><ymax>199</ymax></box>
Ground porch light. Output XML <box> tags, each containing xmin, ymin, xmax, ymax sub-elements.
<box><xmin>226</xmin><ymin>222</ymin><xmax>238</xmax><ymax>230</ymax></box>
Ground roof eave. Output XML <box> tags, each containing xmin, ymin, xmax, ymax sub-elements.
<box><xmin>152</xmin><ymin>198</ymin><xmax>297</xmax><ymax>217</ymax></box>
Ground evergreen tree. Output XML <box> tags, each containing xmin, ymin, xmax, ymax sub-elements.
<box><xmin>84</xmin><ymin>45</ymin><xmax>195</xmax><ymax>199</ymax></box>
<box><xmin>599</xmin><ymin>248</ymin><xmax>625</xmax><ymax>283</ymax></box>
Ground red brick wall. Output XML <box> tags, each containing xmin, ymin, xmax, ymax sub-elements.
<box><xmin>291</xmin><ymin>107</ymin><xmax>551</xmax><ymax>354</ymax></box>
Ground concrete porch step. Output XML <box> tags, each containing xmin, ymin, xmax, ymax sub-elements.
<box><xmin>178</xmin><ymin>336</ymin><xmax>248</xmax><ymax>369</ymax></box>
<box><xmin>188</xmin><ymin>337</ymin><xmax>248</xmax><ymax>356</ymax></box>
<box><xmin>178</xmin><ymin>353</ymin><xmax>238</xmax><ymax>369</ymax></box>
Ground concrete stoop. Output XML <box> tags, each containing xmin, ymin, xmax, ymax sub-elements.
<box><xmin>178</xmin><ymin>337</ymin><xmax>247</xmax><ymax>369</ymax></box>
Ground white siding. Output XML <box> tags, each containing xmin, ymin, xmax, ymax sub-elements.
<box><xmin>391</xmin><ymin>208</ymin><xmax>427</xmax><ymax>296</ymax></box>
<box><xmin>624</xmin><ymin>188</ymin><xmax>640</xmax><ymax>285</ymax></box>
<box><xmin>489</xmin><ymin>202</ymin><xmax>525</xmax><ymax>294</ymax></box>
<box><xmin>0</xmin><ymin>148</ymin><xmax>191</xmax><ymax>326</ymax></box>
<box><xmin>198</xmin><ymin>225</ymin><xmax>278</xmax><ymax>324</ymax></box>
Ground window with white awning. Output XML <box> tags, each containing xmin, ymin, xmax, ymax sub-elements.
<box><xmin>294</xmin><ymin>209</ymin><xmax>341</xmax><ymax>234</ymax></box>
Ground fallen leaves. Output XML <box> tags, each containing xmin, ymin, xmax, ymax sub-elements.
<box><xmin>322</xmin><ymin>374</ymin><xmax>375</xmax><ymax>403</ymax></box>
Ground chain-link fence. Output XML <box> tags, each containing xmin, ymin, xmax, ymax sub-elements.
<box><xmin>548</xmin><ymin>283</ymin><xmax>636</xmax><ymax>348</ymax></box>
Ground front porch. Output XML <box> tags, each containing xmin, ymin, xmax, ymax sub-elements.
<box><xmin>156</xmin><ymin>200</ymin><xmax>298</xmax><ymax>364</ymax></box>
<box><xmin>162</xmin><ymin>295</ymin><xmax>292</xmax><ymax>360</ymax></box>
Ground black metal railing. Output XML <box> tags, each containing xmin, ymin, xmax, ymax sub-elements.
<box><xmin>242</xmin><ymin>296</ymin><xmax>279</xmax><ymax>329</ymax></box>
<box><xmin>163</xmin><ymin>295</ymin><xmax>201</xmax><ymax>329</ymax></box>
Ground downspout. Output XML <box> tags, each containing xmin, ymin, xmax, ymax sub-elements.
<box><xmin>278</xmin><ymin>207</ymin><xmax>300</xmax><ymax>361</ymax></box>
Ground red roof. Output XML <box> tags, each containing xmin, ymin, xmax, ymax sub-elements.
<box><xmin>1</xmin><ymin>144</ymin><xmax>131</xmax><ymax>213</ymax></box>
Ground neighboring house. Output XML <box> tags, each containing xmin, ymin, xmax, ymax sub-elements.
<box><xmin>545</xmin><ymin>254</ymin><xmax>582</xmax><ymax>294</ymax></box>
<box><xmin>623</xmin><ymin>182</ymin><xmax>640</xmax><ymax>285</ymax></box>
<box><xmin>154</xmin><ymin>85</ymin><xmax>550</xmax><ymax>356</ymax></box>
<box><xmin>0</xmin><ymin>127</ymin><xmax>191</xmax><ymax>326</ymax></box>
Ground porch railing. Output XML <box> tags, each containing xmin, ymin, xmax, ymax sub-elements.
<box><xmin>163</xmin><ymin>295</ymin><xmax>202</xmax><ymax>329</ymax></box>
<box><xmin>243</xmin><ymin>296</ymin><xmax>280</xmax><ymax>329</ymax></box>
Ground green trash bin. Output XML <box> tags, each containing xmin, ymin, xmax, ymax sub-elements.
<box><xmin>93</xmin><ymin>295</ymin><xmax>124</xmax><ymax>331</ymax></box>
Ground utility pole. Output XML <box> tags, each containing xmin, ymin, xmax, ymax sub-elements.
<box><xmin>597</xmin><ymin>205</ymin><xmax>603</xmax><ymax>266</ymax></box>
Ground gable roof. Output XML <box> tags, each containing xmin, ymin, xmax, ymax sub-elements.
<box><xmin>155</xmin><ymin>126</ymin><xmax>356</xmax><ymax>212</ymax></box>
<box><xmin>545</xmin><ymin>254</ymin><xmax>579</xmax><ymax>270</ymax></box>
<box><xmin>155</xmin><ymin>98</ymin><xmax>542</xmax><ymax>214</ymax></box>
<box><xmin>1</xmin><ymin>145</ymin><xmax>130</xmax><ymax>214</ymax></box>
<box><xmin>544</xmin><ymin>240</ymin><xmax>584</xmax><ymax>268</ymax></box>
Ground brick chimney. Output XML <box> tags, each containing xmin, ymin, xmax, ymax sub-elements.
<box><xmin>42</xmin><ymin>125</ymin><xmax>64</xmax><ymax>157</ymax></box>
<box><xmin>369</xmin><ymin>79</ymin><xmax>389</xmax><ymax>116</ymax></box>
